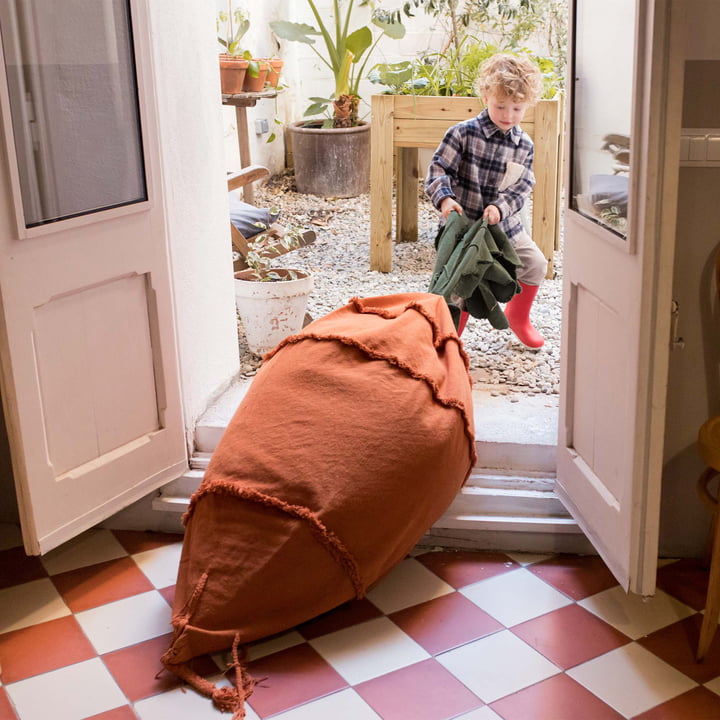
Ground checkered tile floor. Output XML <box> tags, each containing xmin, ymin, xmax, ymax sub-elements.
<box><xmin>2</xmin><ymin>526</ymin><xmax>720</xmax><ymax>720</ymax></box>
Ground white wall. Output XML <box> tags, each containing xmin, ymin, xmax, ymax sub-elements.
<box><xmin>660</xmin><ymin>0</ymin><xmax>720</xmax><ymax>556</ymax></box>
<box><xmin>148</xmin><ymin>0</ymin><xmax>240</xmax><ymax>443</ymax></box>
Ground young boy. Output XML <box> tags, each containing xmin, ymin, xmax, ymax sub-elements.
<box><xmin>425</xmin><ymin>53</ymin><xmax>547</xmax><ymax>348</ymax></box>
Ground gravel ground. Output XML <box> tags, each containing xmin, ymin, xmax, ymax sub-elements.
<box><xmin>239</xmin><ymin>171</ymin><xmax>563</xmax><ymax>398</ymax></box>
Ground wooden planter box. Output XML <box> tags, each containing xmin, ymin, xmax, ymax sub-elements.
<box><xmin>369</xmin><ymin>94</ymin><xmax>564</xmax><ymax>275</ymax></box>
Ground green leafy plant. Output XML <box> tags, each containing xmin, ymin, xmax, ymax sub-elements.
<box><xmin>370</xmin><ymin>37</ymin><xmax>498</xmax><ymax>97</ymax></box>
<box><xmin>270</xmin><ymin>0</ymin><xmax>406</xmax><ymax>128</ymax></box>
<box><xmin>240</xmin><ymin>214</ymin><xmax>305</xmax><ymax>281</ymax></box>
<box><xmin>397</xmin><ymin>0</ymin><xmax>567</xmax><ymax>92</ymax></box>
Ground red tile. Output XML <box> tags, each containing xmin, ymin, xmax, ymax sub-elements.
<box><xmin>656</xmin><ymin>558</ymin><xmax>709</xmax><ymax>611</ymax></box>
<box><xmin>245</xmin><ymin>643</ymin><xmax>347</xmax><ymax>718</ymax></box>
<box><xmin>111</xmin><ymin>530</ymin><xmax>184</xmax><ymax>555</ymax></box>
<box><xmin>490</xmin><ymin>673</ymin><xmax>624</xmax><ymax>719</ymax></box>
<box><xmin>0</xmin><ymin>615</ymin><xmax>96</xmax><ymax>683</ymax></box>
<box><xmin>297</xmin><ymin>598</ymin><xmax>383</xmax><ymax>640</ymax></box>
<box><xmin>51</xmin><ymin>556</ymin><xmax>154</xmax><ymax>612</ymax></box>
<box><xmin>0</xmin><ymin>546</ymin><xmax>47</xmax><ymax>590</ymax></box>
<box><xmin>85</xmin><ymin>707</ymin><xmax>138</xmax><ymax>720</ymax></box>
<box><xmin>511</xmin><ymin>604</ymin><xmax>631</xmax><ymax>669</ymax></box>
<box><xmin>633</xmin><ymin>686</ymin><xmax>720</xmax><ymax>719</ymax></box>
<box><xmin>527</xmin><ymin>554</ymin><xmax>619</xmax><ymax>600</ymax></box>
<box><xmin>0</xmin><ymin>687</ymin><xmax>18</xmax><ymax>720</ymax></box>
<box><xmin>102</xmin><ymin>633</ymin><xmax>219</xmax><ymax>702</ymax></box>
<box><xmin>415</xmin><ymin>550</ymin><xmax>518</xmax><ymax>589</ymax></box>
<box><xmin>159</xmin><ymin>584</ymin><xmax>175</xmax><ymax>607</ymax></box>
<box><xmin>355</xmin><ymin>658</ymin><xmax>483</xmax><ymax>720</ymax></box>
<box><xmin>637</xmin><ymin>614</ymin><xmax>720</xmax><ymax>684</ymax></box>
<box><xmin>389</xmin><ymin>591</ymin><xmax>502</xmax><ymax>655</ymax></box>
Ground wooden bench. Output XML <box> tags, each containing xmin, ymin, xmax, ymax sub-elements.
<box><xmin>369</xmin><ymin>94</ymin><xmax>564</xmax><ymax>275</ymax></box>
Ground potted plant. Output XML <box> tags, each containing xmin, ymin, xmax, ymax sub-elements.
<box><xmin>269</xmin><ymin>1</ymin><xmax>406</xmax><ymax>197</ymax></box>
<box><xmin>217</xmin><ymin>4</ymin><xmax>261</xmax><ymax>95</ymax></box>
<box><xmin>234</xmin><ymin>225</ymin><xmax>314</xmax><ymax>356</ymax></box>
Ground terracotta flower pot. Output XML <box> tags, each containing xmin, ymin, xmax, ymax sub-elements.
<box><xmin>266</xmin><ymin>58</ymin><xmax>284</xmax><ymax>88</ymax></box>
<box><xmin>218</xmin><ymin>54</ymin><xmax>248</xmax><ymax>95</ymax></box>
<box><xmin>242</xmin><ymin>60</ymin><xmax>269</xmax><ymax>93</ymax></box>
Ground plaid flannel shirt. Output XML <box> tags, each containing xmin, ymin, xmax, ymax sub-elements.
<box><xmin>425</xmin><ymin>109</ymin><xmax>535</xmax><ymax>241</ymax></box>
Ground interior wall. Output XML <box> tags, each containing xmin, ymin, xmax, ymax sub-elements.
<box><xmin>660</xmin><ymin>0</ymin><xmax>720</xmax><ymax>556</ymax></box>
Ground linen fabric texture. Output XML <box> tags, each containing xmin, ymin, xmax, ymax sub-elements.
<box><xmin>161</xmin><ymin>293</ymin><xmax>476</xmax><ymax>718</ymax></box>
<box><xmin>429</xmin><ymin>212</ymin><xmax>522</xmax><ymax>330</ymax></box>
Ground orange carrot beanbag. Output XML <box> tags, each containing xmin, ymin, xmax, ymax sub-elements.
<box><xmin>161</xmin><ymin>292</ymin><xmax>476</xmax><ymax>718</ymax></box>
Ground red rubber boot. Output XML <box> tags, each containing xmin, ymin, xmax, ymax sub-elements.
<box><xmin>503</xmin><ymin>281</ymin><xmax>544</xmax><ymax>348</ymax></box>
<box><xmin>457</xmin><ymin>310</ymin><xmax>469</xmax><ymax>336</ymax></box>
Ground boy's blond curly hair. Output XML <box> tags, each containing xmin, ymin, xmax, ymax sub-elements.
<box><xmin>477</xmin><ymin>53</ymin><xmax>543</xmax><ymax>105</ymax></box>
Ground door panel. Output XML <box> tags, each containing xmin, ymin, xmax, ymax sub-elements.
<box><xmin>0</xmin><ymin>0</ymin><xmax>186</xmax><ymax>554</ymax></box>
<box><xmin>556</xmin><ymin>0</ymin><xmax>684</xmax><ymax>594</ymax></box>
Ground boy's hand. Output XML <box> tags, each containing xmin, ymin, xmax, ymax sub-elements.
<box><xmin>483</xmin><ymin>204</ymin><xmax>501</xmax><ymax>224</ymax></box>
<box><xmin>440</xmin><ymin>197</ymin><xmax>463</xmax><ymax>219</ymax></box>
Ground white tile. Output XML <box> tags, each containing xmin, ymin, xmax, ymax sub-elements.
<box><xmin>309</xmin><ymin>616</ymin><xmax>429</xmax><ymax>685</ymax></box>
<box><xmin>5</xmin><ymin>658</ymin><xmax>126</xmax><ymax>720</ymax></box>
<box><xmin>460</xmin><ymin>567</ymin><xmax>573</xmax><ymax>626</ymax></box>
<box><xmin>41</xmin><ymin>528</ymin><xmax>127</xmax><ymax>575</ymax></box>
<box><xmin>132</xmin><ymin>542</ymin><xmax>183</xmax><ymax>588</ymax></box>
<box><xmin>568</xmin><ymin>643</ymin><xmax>697</xmax><ymax>717</ymax></box>
<box><xmin>75</xmin><ymin>589</ymin><xmax>172</xmax><ymax>653</ymax></box>
<box><xmin>267</xmin><ymin>688</ymin><xmax>381</xmax><ymax>720</ymax></box>
<box><xmin>578</xmin><ymin>585</ymin><xmax>695</xmax><ymax>639</ymax></box>
<box><xmin>0</xmin><ymin>578</ymin><xmax>70</xmax><ymax>633</ymax></box>
<box><xmin>365</xmin><ymin>557</ymin><xmax>453</xmax><ymax>613</ymax></box>
<box><xmin>135</xmin><ymin>675</ymin><xmax>258</xmax><ymax>720</ymax></box>
<box><xmin>704</xmin><ymin>676</ymin><xmax>720</xmax><ymax>696</ymax></box>
<box><xmin>504</xmin><ymin>552</ymin><xmax>553</xmax><ymax>566</ymax></box>
<box><xmin>453</xmin><ymin>708</ymin><xmax>504</xmax><ymax>720</ymax></box>
<box><xmin>437</xmin><ymin>630</ymin><xmax>560</xmax><ymax>703</ymax></box>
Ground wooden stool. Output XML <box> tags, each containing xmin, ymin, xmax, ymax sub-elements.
<box><xmin>696</xmin><ymin>416</ymin><xmax>720</xmax><ymax>660</ymax></box>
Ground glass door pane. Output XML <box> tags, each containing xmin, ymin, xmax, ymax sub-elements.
<box><xmin>0</xmin><ymin>0</ymin><xmax>146</xmax><ymax>228</ymax></box>
<box><xmin>570</xmin><ymin>0</ymin><xmax>636</xmax><ymax>239</ymax></box>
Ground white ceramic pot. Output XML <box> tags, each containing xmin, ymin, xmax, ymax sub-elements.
<box><xmin>234</xmin><ymin>269</ymin><xmax>313</xmax><ymax>355</ymax></box>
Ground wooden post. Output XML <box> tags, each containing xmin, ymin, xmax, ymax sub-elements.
<box><xmin>397</xmin><ymin>147</ymin><xmax>419</xmax><ymax>243</ymax></box>
<box><xmin>235</xmin><ymin>105</ymin><xmax>254</xmax><ymax>204</ymax></box>
<box><xmin>530</xmin><ymin>98</ymin><xmax>561</xmax><ymax>279</ymax></box>
<box><xmin>370</xmin><ymin>95</ymin><xmax>395</xmax><ymax>272</ymax></box>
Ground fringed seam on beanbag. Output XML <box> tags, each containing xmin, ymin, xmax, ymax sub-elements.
<box><xmin>183</xmin><ymin>484</ymin><xmax>365</xmax><ymax>598</ymax></box>
<box><xmin>163</xmin><ymin>633</ymin><xmax>256</xmax><ymax>720</ymax></box>
<box><xmin>263</xmin><ymin>331</ymin><xmax>477</xmax><ymax>473</ymax></box>
<box><xmin>348</xmin><ymin>295</ymin><xmax>470</xmax><ymax>362</ymax></box>
<box><xmin>162</xmin><ymin>575</ymin><xmax>257</xmax><ymax>719</ymax></box>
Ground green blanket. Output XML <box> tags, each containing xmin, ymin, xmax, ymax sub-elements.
<box><xmin>428</xmin><ymin>212</ymin><xmax>522</xmax><ymax>329</ymax></box>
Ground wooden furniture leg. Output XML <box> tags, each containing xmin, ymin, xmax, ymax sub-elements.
<box><xmin>697</xmin><ymin>467</ymin><xmax>720</xmax><ymax>660</ymax></box>
<box><xmin>370</xmin><ymin>94</ymin><xmax>394</xmax><ymax>272</ymax></box>
<box><xmin>397</xmin><ymin>147</ymin><xmax>419</xmax><ymax>244</ymax></box>
<box><xmin>234</xmin><ymin>105</ymin><xmax>254</xmax><ymax>204</ymax></box>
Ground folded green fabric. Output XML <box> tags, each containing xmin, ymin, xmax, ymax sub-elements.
<box><xmin>428</xmin><ymin>212</ymin><xmax>522</xmax><ymax>329</ymax></box>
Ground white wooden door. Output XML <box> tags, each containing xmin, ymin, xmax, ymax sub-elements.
<box><xmin>0</xmin><ymin>0</ymin><xmax>187</xmax><ymax>555</ymax></box>
<box><xmin>556</xmin><ymin>0</ymin><xmax>684</xmax><ymax>594</ymax></box>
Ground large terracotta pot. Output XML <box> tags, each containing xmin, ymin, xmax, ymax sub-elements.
<box><xmin>218</xmin><ymin>54</ymin><xmax>248</xmax><ymax>95</ymax></box>
<box><xmin>287</xmin><ymin>121</ymin><xmax>370</xmax><ymax>198</ymax></box>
